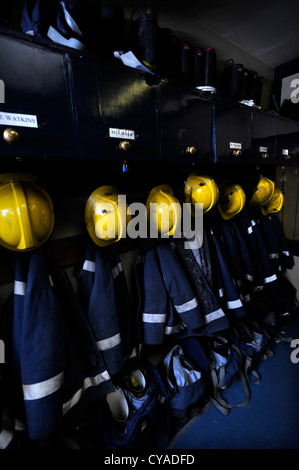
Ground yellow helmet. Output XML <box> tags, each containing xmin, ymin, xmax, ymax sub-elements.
<box><xmin>146</xmin><ymin>184</ymin><xmax>181</xmax><ymax>237</ymax></box>
<box><xmin>0</xmin><ymin>173</ymin><xmax>54</xmax><ymax>252</ymax></box>
<box><xmin>249</xmin><ymin>177</ymin><xmax>275</xmax><ymax>206</ymax></box>
<box><xmin>184</xmin><ymin>173</ymin><xmax>219</xmax><ymax>216</ymax></box>
<box><xmin>85</xmin><ymin>185</ymin><xmax>130</xmax><ymax>247</ymax></box>
<box><xmin>261</xmin><ymin>187</ymin><xmax>284</xmax><ymax>215</ymax></box>
<box><xmin>217</xmin><ymin>183</ymin><xmax>246</xmax><ymax>220</ymax></box>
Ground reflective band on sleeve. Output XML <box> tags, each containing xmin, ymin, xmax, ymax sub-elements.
<box><xmin>264</xmin><ymin>274</ymin><xmax>277</xmax><ymax>283</ymax></box>
<box><xmin>219</xmin><ymin>288</ymin><xmax>224</xmax><ymax>297</ymax></box>
<box><xmin>83</xmin><ymin>260</ymin><xmax>96</xmax><ymax>273</ymax></box>
<box><xmin>112</xmin><ymin>266</ymin><xmax>119</xmax><ymax>279</ymax></box>
<box><xmin>0</xmin><ymin>427</ymin><xmax>13</xmax><ymax>449</ymax></box>
<box><xmin>226</xmin><ymin>299</ymin><xmax>243</xmax><ymax>309</ymax></box>
<box><xmin>205</xmin><ymin>308</ymin><xmax>226</xmax><ymax>324</ymax></box>
<box><xmin>283</xmin><ymin>251</ymin><xmax>290</xmax><ymax>256</ymax></box>
<box><xmin>14</xmin><ymin>280</ymin><xmax>27</xmax><ymax>296</ymax></box>
<box><xmin>96</xmin><ymin>333</ymin><xmax>121</xmax><ymax>351</ymax></box>
<box><xmin>117</xmin><ymin>262</ymin><xmax>123</xmax><ymax>272</ymax></box>
<box><xmin>128</xmin><ymin>347</ymin><xmax>137</xmax><ymax>359</ymax></box>
<box><xmin>143</xmin><ymin>313</ymin><xmax>167</xmax><ymax>323</ymax></box>
<box><xmin>0</xmin><ymin>413</ymin><xmax>14</xmax><ymax>450</ymax></box>
<box><xmin>165</xmin><ymin>323</ymin><xmax>185</xmax><ymax>335</ymax></box>
<box><xmin>112</xmin><ymin>262</ymin><xmax>123</xmax><ymax>279</ymax></box>
<box><xmin>247</xmin><ymin>226</ymin><xmax>253</xmax><ymax>234</ymax></box>
<box><xmin>269</xmin><ymin>253</ymin><xmax>279</xmax><ymax>259</ymax></box>
<box><xmin>23</xmin><ymin>371</ymin><xmax>64</xmax><ymax>400</ymax></box>
<box><xmin>174</xmin><ymin>297</ymin><xmax>198</xmax><ymax>313</ymax></box>
<box><xmin>63</xmin><ymin>370</ymin><xmax>111</xmax><ymax>415</ymax></box>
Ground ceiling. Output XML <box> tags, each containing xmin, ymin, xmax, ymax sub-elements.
<box><xmin>159</xmin><ymin>0</ymin><xmax>299</xmax><ymax>69</ymax></box>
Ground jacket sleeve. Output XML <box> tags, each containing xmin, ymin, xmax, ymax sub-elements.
<box><xmin>81</xmin><ymin>243</ymin><xmax>124</xmax><ymax>376</ymax></box>
<box><xmin>142</xmin><ymin>247</ymin><xmax>169</xmax><ymax>345</ymax></box>
<box><xmin>270</xmin><ymin>214</ymin><xmax>294</xmax><ymax>270</ymax></box>
<box><xmin>155</xmin><ymin>243</ymin><xmax>204</xmax><ymax>329</ymax></box>
<box><xmin>209</xmin><ymin>228</ymin><xmax>248</xmax><ymax>319</ymax></box>
<box><xmin>17</xmin><ymin>248</ymin><xmax>113</xmax><ymax>440</ymax></box>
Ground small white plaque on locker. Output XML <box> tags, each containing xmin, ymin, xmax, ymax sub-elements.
<box><xmin>0</xmin><ymin>111</ymin><xmax>38</xmax><ymax>128</ymax></box>
<box><xmin>109</xmin><ymin>128</ymin><xmax>136</xmax><ymax>140</ymax></box>
<box><xmin>259</xmin><ymin>146</ymin><xmax>268</xmax><ymax>153</ymax></box>
<box><xmin>229</xmin><ymin>142</ymin><xmax>242</xmax><ymax>149</ymax></box>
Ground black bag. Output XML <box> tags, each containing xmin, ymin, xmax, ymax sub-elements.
<box><xmin>181</xmin><ymin>334</ymin><xmax>250</xmax><ymax>416</ymax></box>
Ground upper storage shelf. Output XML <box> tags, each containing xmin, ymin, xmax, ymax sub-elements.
<box><xmin>0</xmin><ymin>28</ymin><xmax>298</xmax><ymax>165</ymax></box>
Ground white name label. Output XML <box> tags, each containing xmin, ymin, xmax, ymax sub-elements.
<box><xmin>0</xmin><ymin>111</ymin><xmax>38</xmax><ymax>128</ymax></box>
<box><xmin>259</xmin><ymin>146</ymin><xmax>268</xmax><ymax>153</ymax></box>
<box><xmin>229</xmin><ymin>142</ymin><xmax>242</xmax><ymax>150</ymax></box>
<box><xmin>109</xmin><ymin>128</ymin><xmax>135</xmax><ymax>140</ymax></box>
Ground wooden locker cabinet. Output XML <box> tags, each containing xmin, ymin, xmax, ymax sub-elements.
<box><xmin>69</xmin><ymin>54</ymin><xmax>161</xmax><ymax>162</ymax></box>
<box><xmin>213</xmin><ymin>99</ymin><xmax>252</xmax><ymax>163</ymax></box>
<box><xmin>251</xmin><ymin>109</ymin><xmax>277</xmax><ymax>164</ymax></box>
<box><xmin>275</xmin><ymin>116</ymin><xmax>299</xmax><ymax>165</ymax></box>
<box><xmin>96</xmin><ymin>60</ymin><xmax>160</xmax><ymax>162</ymax></box>
<box><xmin>0</xmin><ymin>31</ymin><xmax>76</xmax><ymax>159</ymax></box>
<box><xmin>158</xmin><ymin>82</ymin><xmax>214</xmax><ymax>162</ymax></box>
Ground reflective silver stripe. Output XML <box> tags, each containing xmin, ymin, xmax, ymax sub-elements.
<box><xmin>112</xmin><ymin>266</ymin><xmax>119</xmax><ymax>279</ymax></box>
<box><xmin>48</xmin><ymin>275</ymin><xmax>54</xmax><ymax>287</ymax></box>
<box><xmin>117</xmin><ymin>262</ymin><xmax>123</xmax><ymax>272</ymax></box>
<box><xmin>112</xmin><ymin>262</ymin><xmax>123</xmax><ymax>279</ymax></box>
<box><xmin>83</xmin><ymin>260</ymin><xmax>95</xmax><ymax>273</ymax></box>
<box><xmin>0</xmin><ymin>427</ymin><xmax>13</xmax><ymax>449</ymax></box>
<box><xmin>269</xmin><ymin>253</ymin><xmax>279</xmax><ymax>259</ymax></box>
<box><xmin>205</xmin><ymin>308</ymin><xmax>226</xmax><ymax>324</ymax></box>
<box><xmin>227</xmin><ymin>299</ymin><xmax>243</xmax><ymax>309</ymax></box>
<box><xmin>14</xmin><ymin>419</ymin><xmax>26</xmax><ymax>432</ymax></box>
<box><xmin>264</xmin><ymin>274</ymin><xmax>277</xmax><ymax>284</ymax></box>
<box><xmin>14</xmin><ymin>280</ymin><xmax>26</xmax><ymax>296</ymax></box>
<box><xmin>174</xmin><ymin>297</ymin><xmax>198</xmax><ymax>313</ymax></box>
<box><xmin>0</xmin><ymin>412</ymin><xmax>14</xmax><ymax>450</ymax></box>
<box><xmin>245</xmin><ymin>274</ymin><xmax>253</xmax><ymax>281</ymax></box>
<box><xmin>165</xmin><ymin>323</ymin><xmax>185</xmax><ymax>335</ymax></box>
<box><xmin>251</xmin><ymin>220</ymin><xmax>256</xmax><ymax>226</ymax></box>
<box><xmin>283</xmin><ymin>250</ymin><xmax>290</xmax><ymax>256</ymax></box>
<box><xmin>128</xmin><ymin>347</ymin><xmax>137</xmax><ymax>359</ymax></box>
<box><xmin>219</xmin><ymin>288</ymin><xmax>224</xmax><ymax>298</ymax></box>
<box><xmin>23</xmin><ymin>371</ymin><xmax>64</xmax><ymax>400</ymax></box>
<box><xmin>143</xmin><ymin>313</ymin><xmax>167</xmax><ymax>323</ymax></box>
<box><xmin>247</xmin><ymin>226</ymin><xmax>253</xmax><ymax>234</ymax></box>
<box><xmin>63</xmin><ymin>370</ymin><xmax>111</xmax><ymax>415</ymax></box>
<box><xmin>96</xmin><ymin>333</ymin><xmax>121</xmax><ymax>351</ymax></box>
